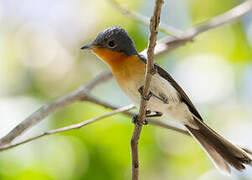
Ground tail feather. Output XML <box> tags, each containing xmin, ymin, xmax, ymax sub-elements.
<box><xmin>188</xmin><ymin>129</ymin><xmax>231</xmax><ymax>174</ymax></box>
<box><xmin>185</xmin><ymin>118</ymin><xmax>251</xmax><ymax>174</ymax></box>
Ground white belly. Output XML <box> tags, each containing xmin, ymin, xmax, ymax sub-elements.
<box><xmin>121</xmin><ymin>74</ymin><xmax>196</xmax><ymax>127</ymax></box>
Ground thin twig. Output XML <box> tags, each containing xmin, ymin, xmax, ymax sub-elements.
<box><xmin>77</xmin><ymin>96</ymin><xmax>252</xmax><ymax>156</ymax></box>
<box><xmin>187</xmin><ymin>0</ymin><xmax>252</xmax><ymax>37</ymax></box>
<box><xmin>148</xmin><ymin>119</ymin><xmax>188</xmax><ymax>135</ymax></box>
<box><xmin>84</xmin><ymin>95</ymin><xmax>190</xmax><ymax>135</ymax></box>
<box><xmin>0</xmin><ymin>92</ymin><xmax>188</xmax><ymax>151</ymax></box>
<box><xmin>131</xmin><ymin>0</ymin><xmax>164</xmax><ymax>179</ymax></box>
<box><xmin>145</xmin><ymin>0</ymin><xmax>252</xmax><ymax>57</ymax></box>
<box><xmin>1</xmin><ymin>94</ymin><xmax>251</xmax><ymax>155</ymax></box>
<box><xmin>107</xmin><ymin>0</ymin><xmax>184</xmax><ymax>38</ymax></box>
<box><xmin>0</xmin><ymin>0</ymin><xmax>251</xmax><ymax>153</ymax></box>
<box><xmin>109</xmin><ymin>0</ymin><xmax>252</xmax><ymax>58</ymax></box>
<box><xmin>84</xmin><ymin>96</ymin><xmax>136</xmax><ymax>117</ymax></box>
<box><xmin>0</xmin><ymin>71</ymin><xmax>112</xmax><ymax>146</ymax></box>
<box><xmin>0</xmin><ymin>105</ymin><xmax>135</xmax><ymax>152</ymax></box>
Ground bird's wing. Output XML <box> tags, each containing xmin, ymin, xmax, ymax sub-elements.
<box><xmin>155</xmin><ymin>64</ymin><xmax>203</xmax><ymax>121</ymax></box>
<box><xmin>137</xmin><ymin>54</ymin><xmax>203</xmax><ymax>121</ymax></box>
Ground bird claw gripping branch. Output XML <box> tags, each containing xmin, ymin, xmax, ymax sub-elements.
<box><xmin>138</xmin><ymin>86</ymin><xmax>169</xmax><ymax>104</ymax></box>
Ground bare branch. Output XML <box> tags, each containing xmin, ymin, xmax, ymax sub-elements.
<box><xmin>83</xmin><ymin>71</ymin><xmax>113</xmax><ymax>93</ymax></box>
<box><xmin>1</xmin><ymin>94</ymin><xmax>251</xmax><ymax>156</ymax></box>
<box><xmin>0</xmin><ymin>71</ymin><xmax>112</xmax><ymax>146</ymax></box>
<box><xmin>0</xmin><ymin>0</ymin><xmax>251</xmax><ymax>155</ymax></box>
<box><xmin>148</xmin><ymin>119</ymin><xmax>188</xmax><ymax>135</ymax></box>
<box><xmin>0</xmin><ymin>105</ymin><xmax>134</xmax><ymax>151</ymax></box>
<box><xmin>108</xmin><ymin>0</ymin><xmax>252</xmax><ymax>58</ymax></box>
<box><xmin>144</xmin><ymin>0</ymin><xmax>252</xmax><ymax>57</ymax></box>
<box><xmin>84</xmin><ymin>95</ymin><xmax>190</xmax><ymax>135</ymax></box>
<box><xmin>107</xmin><ymin>0</ymin><xmax>184</xmax><ymax>38</ymax></box>
<box><xmin>84</xmin><ymin>96</ymin><xmax>136</xmax><ymax>117</ymax></box>
<box><xmin>0</xmin><ymin>92</ymin><xmax>188</xmax><ymax>151</ymax></box>
<box><xmin>75</xmin><ymin>96</ymin><xmax>252</xmax><ymax>156</ymax></box>
<box><xmin>131</xmin><ymin>1</ymin><xmax>164</xmax><ymax>179</ymax></box>
<box><xmin>187</xmin><ymin>0</ymin><xmax>252</xmax><ymax>37</ymax></box>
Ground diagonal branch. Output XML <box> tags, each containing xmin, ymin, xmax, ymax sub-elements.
<box><xmin>187</xmin><ymin>0</ymin><xmax>252</xmax><ymax>37</ymax></box>
<box><xmin>0</xmin><ymin>105</ymin><xmax>135</xmax><ymax>151</ymax></box>
<box><xmin>0</xmin><ymin>93</ymin><xmax>189</xmax><ymax>151</ymax></box>
<box><xmin>84</xmin><ymin>95</ymin><xmax>188</xmax><ymax>134</ymax></box>
<box><xmin>109</xmin><ymin>0</ymin><xmax>252</xmax><ymax>58</ymax></box>
<box><xmin>0</xmin><ymin>71</ymin><xmax>112</xmax><ymax>146</ymax></box>
<box><xmin>0</xmin><ymin>0</ymin><xmax>251</xmax><ymax>154</ymax></box>
<box><xmin>131</xmin><ymin>0</ymin><xmax>164</xmax><ymax>180</ymax></box>
<box><xmin>147</xmin><ymin>0</ymin><xmax>252</xmax><ymax>57</ymax></box>
<box><xmin>1</xmin><ymin>94</ymin><xmax>251</xmax><ymax>156</ymax></box>
<box><xmin>107</xmin><ymin>0</ymin><xmax>184</xmax><ymax>38</ymax></box>
<box><xmin>85</xmin><ymin>96</ymin><xmax>252</xmax><ymax>156</ymax></box>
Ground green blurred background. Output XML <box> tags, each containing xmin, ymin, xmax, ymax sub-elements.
<box><xmin>0</xmin><ymin>0</ymin><xmax>252</xmax><ymax>179</ymax></box>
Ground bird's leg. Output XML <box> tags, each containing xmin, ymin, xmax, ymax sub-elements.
<box><xmin>138</xmin><ymin>86</ymin><xmax>152</xmax><ymax>101</ymax></box>
<box><xmin>132</xmin><ymin>115</ymin><xmax>139</xmax><ymax>124</ymax></box>
<box><xmin>138</xmin><ymin>86</ymin><xmax>168</xmax><ymax>104</ymax></box>
<box><xmin>132</xmin><ymin>109</ymin><xmax>152</xmax><ymax>125</ymax></box>
<box><xmin>152</xmin><ymin>93</ymin><xmax>169</xmax><ymax>104</ymax></box>
<box><xmin>133</xmin><ymin>115</ymin><xmax>148</xmax><ymax>125</ymax></box>
<box><xmin>142</xmin><ymin>109</ymin><xmax>152</xmax><ymax>125</ymax></box>
<box><xmin>145</xmin><ymin>109</ymin><xmax>151</xmax><ymax>115</ymax></box>
<box><xmin>132</xmin><ymin>110</ymin><xmax>163</xmax><ymax>125</ymax></box>
<box><xmin>146</xmin><ymin>111</ymin><xmax>163</xmax><ymax>118</ymax></box>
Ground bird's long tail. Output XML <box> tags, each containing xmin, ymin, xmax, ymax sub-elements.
<box><xmin>185</xmin><ymin>118</ymin><xmax>251</xmax><ymax>174</ymax></box>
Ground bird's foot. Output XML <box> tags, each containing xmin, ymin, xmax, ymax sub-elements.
<box><xmin>153</xmin><ymin>94</ymin><xmax>169</xmax><ymax>104</ymax></box>
<box><xmin>132</xmin><ymin>115</ymin><xmax>148</xmax><ymax>125</ymax></box>
<box><xmin>138</xmin><ymin>86</ymin><xmax>152</xmax><ymax>101</ymax></box>
<box><xmin>146</xmin><ymin>111</ymin><xmax>163</xmax><ymax>118</ymax></box>
<box><xmin>132</xmin><ymin>110</ymin><xmax>162</xmax><ymax>125</ymax></box>
<box><xmin>138</xmin><ymin>86</ymin><xmax>168</xmax><ymax>104</ymax></box>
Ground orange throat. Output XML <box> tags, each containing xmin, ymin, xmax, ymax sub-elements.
<box><xmin>92</xmin><ymin>47</ymin><xmax>127</xmax><ymax>68</ymax></box>
<box><xmin>92</xmin><ymin>47</ymin><xmax>146</xmax><ymax>85</ymax></box>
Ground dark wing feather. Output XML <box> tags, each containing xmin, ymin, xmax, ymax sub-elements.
<box><xmin>156</xmin><ymin>65</ymin><xmax>203</xmax><ymax>121</ymax></box>
<box><xmin>138</xmin><ymin>54</ymin><xmax>203</xmax><ymax>121</ymax></box>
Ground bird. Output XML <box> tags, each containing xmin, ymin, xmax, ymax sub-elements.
<box><xmin>81</xmin><ymin>26</ymin><xmax>251</xmax><ymax>174</ymax></box>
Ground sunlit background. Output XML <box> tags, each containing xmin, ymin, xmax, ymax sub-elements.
<box><xmin>0</xmin><ymin>0</ymin><xmax>252</xmax><ymax>179</ymax></box>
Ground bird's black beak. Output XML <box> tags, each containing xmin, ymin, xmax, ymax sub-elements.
<box><xmin>81</xmin><ymin>43</ymin><xmax>94</xmax><ymax>50</ymax></box>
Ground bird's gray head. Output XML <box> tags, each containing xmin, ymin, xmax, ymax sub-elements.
<box><xmin>81</xmin><ymin>26</ymin><xmax>138</xmax><ymax>56</ymax></box>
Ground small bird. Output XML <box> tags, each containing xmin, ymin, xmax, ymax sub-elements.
<box><xmin>81</xmin><ymin>26</ymin><xmax>251</xmax><ymax>174</ymax></box>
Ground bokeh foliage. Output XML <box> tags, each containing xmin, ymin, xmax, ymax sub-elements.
<box><xmin>0</xmin><ymin>0</ymin><xmax>252</xmax><ymax>180</ymax></box>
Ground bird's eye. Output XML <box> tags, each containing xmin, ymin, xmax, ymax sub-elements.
<box><xmin>108</xmin><ymin>40</ymin><xmax>116</xmax><ymax>48</ymax></box>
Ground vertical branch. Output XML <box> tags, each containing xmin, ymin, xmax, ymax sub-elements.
<box><xmin>130</xmin><ymin>0</ymin><xmax>164</xmax><ymax>180</ymax></box>
<box><xmin>0</xmin><ymin>1</ymin><xmax>250</xmax><ymax>149</ymax></box>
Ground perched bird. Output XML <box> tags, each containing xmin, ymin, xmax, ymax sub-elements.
<box><xmin>81</xmin><ymin>26</ymin><xmax>251</xmax><ymax>174</ymax></box>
